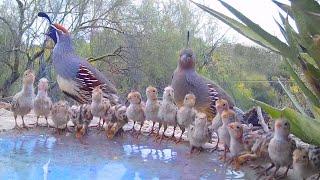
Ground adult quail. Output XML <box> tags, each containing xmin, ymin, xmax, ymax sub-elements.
<box><xmin>171</xmin><ymin>48</ymin><xmax>235</xmax><ymax>120</ymax></box>
<box><xmin>38</xmin><ymin>12</ymin><xmax>118</xmax><ymax>104</ymax></box>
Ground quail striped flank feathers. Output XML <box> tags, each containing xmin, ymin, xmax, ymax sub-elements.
<box><xmin>11</xmin><ymin>69</ymin><xmax>35</xmax><ymax>129</ymax></box>
<box><xmin>171</xmin><ymin>48</ymin><xmax>235</xmax><ymax>120</ymax></box>
<box><xmin>33</xmin><ymin>78</ymin><xmax>52</xmax><ymax>127</ymax></box>
<box><xmin>38</xmin><ymin>12</ymin><xmax>118</xmax><ymax>104</ymax></box>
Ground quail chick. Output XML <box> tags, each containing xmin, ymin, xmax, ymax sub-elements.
<box><xmin>309</xmin><ymin>145</ymin><xmax>320</xmax><ymax>179</ymax></box>
<box><xmin>70</xmin><ymin>105</ymin><xmax>81</xmax><ymax>128</ymax></box>
<box><xmin>51</xmin><ymin>100</ymin><xmax>70</xmax><ymax>134</ymax></box>
<box><xmin>211</xmin><ymin>98</ymin><xmax>230</xmax><ymax>149</ymax></box>
<box><xmin>218</xmin><ymin>109</ymin><xmax>236</xmax><ymax>161</ymax></box>
<box><xmin>76</xmin><ymin>104</ymin><xmax>93</xmax><ymax>138</ymax></box>
<box><xmin>90</xmin><ymin>86</ymin><xmax>111</xmax><ymax>129</ymax></box>
<box><xmin>11</xmin><ymin>69</ymin><xmax>35</xmax><ymax>129</ymax></box>
<box><xmin>267</xmin><ymin>119</ymin><xmax>296</xmax><ymax>178</ymax></box>
<box><xmin>227</xmin><ymin>122</ymin><xmax>247</xmax><ymax>169</ymax></box>
<box><xmin>145</xmin><ymin>86</ymin><xmax>160</xmax><ymax>134</ymax></box>
<box><xmin>126</xmin><ymin>91</ymin><xmax>145</xmax><ymax>137</ymax></box>
<box><xmin>293</xmin><ymin>148</ymin><xmax>317</xmax><ymax>180</ymax></box>
<box><xmin>158</xmin><ymin>86</ymin><xmax>178</xmax><ymax>141</ymax></box>
<box><xmin>188</xmin><ymin>112</ymin><xmax>209</xmax><ymax>154</ymax></box>
<box><xmin>33</xmin><ymin>78</ymin><xmax>52</xmax><ymax>127</ymax></box>
<box><xmin>106</xmin><ymin>104</ymin><xmax>128</xmax><ymax>139</ymax></box>
<box><xmin>177</xmin><ymin>93</ymin><xmax>196</xmax><ymax>142</ymax></box>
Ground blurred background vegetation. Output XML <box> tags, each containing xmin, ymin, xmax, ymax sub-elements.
<box><xmin>0</xmin><ymin>0</ymin><xmax>300</xmax><ymax>112</ymax></box>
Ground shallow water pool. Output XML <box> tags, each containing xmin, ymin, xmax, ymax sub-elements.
<box><xmin>0</xmin><ymin>129</ymin><xmax>247</xmax><ymax>180</ymax></box>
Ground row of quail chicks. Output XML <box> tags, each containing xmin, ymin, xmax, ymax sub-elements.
<box><xmin>10</xmin><ymin>69</ymin><xmax>127</xmax><ymax>139</ymax></box>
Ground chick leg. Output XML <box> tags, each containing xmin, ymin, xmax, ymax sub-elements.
<box><xmin>148</xmin><ymin>121</ymin><xmax>155</xmax><ymax>135</ymax></box>
<box><xmin>136</xmin><ymin>122</ymin><xmax>143</xmax><ymax>139</ymax></box>
<box><xmin>130</xmin><ymin>121</ymin><xmax>136</xmax><ymax>135</ymax></box>
<box><xmin>45</xmin><ymin>117</ymin><xmax>49</xmax><ymax>128</ymax></box>
<box><xmin>13</xmin><ymin>115</ymin><xmax>20</xmax><ymax>129</ymax></box>
<box><xmin>169</xmin><ymin>126</ymin><xmax>176</xmax><ymax>141</ymax></box>
<box><xmin>153</xmin><ymin>123</ymin><xmax>162</xmax><ymax>142</ymax></box>
<box><xmin>158</xmin><ymin>124</ymin><xmax>167</xmax><ymax>144</ymax></box>
<box><xmin>21</xmin><ymin>116</ymin><xmax>28</xmax><ymax>129</ymax></box>
<box><xmin>175</xmin><ymin>126</ymin><xmax>185</xmax><ymax>144</ymax></box>
<box><xmin>277</xmin><ymin>165</ymin><xmax>290</xmax><ymax>179</ymax></box>
<box><xmin>272</xmin><ymin>165</ymin><xmax>280</xmax><ymax>178</ymax></box>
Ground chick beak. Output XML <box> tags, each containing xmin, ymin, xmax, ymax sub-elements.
<box><xmin>228</xmin><ymin>124</ymin><xmax>234</xmax><ymax>129</ymax></box>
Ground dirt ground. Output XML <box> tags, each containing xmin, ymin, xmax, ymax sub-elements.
<box><xmin>0</xmin><ymin>108</ymin><xmax>307</xmax><ymax>180</ymax></box>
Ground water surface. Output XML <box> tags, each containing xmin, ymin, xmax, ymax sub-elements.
<box><xmin>0</xmin><ymin>129</ymin><xmax>246</xmax><ymax>180</ymax></box>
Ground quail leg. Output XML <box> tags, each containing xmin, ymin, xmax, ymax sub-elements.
<box><xmin>175</xmin><ymin>127</ymin><xmax>185</xmax><ymax>144</ymax></box>
<box><xmin>21</xmin><ymin>116</ymin><xmax>28</xmax><ymax>129</ymax></box>
<box><xmin>13</xmin><ymin>115</ymin><xmax>20</xmax><ymax>129</ymax></box>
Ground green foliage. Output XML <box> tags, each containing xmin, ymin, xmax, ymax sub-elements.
<box><xmin>192</xmin><ymin>0</ymin><xmax>320</xmax><ymax>145</ymax></box>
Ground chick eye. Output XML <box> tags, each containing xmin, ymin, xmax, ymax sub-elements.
<box><xmin>223</xmin><ymin>103</ymin><xmax>226</xmax><ymax>107</ymax></box>
<box><xmin>303</xmin><ymin>155</ymin><xmax>307</xmax><ymax>159</ymax></box>
<box><xmin>284</xmin><ymin>122</ymin><xmax>288</xmax><ymax>126</ymax></box>
<box><xmin>237</xmin><ymin>126</ymin><xmax>240</xmax><ymax>129</ymax></box>
<box><xmin>153</xmin><ymin>90</ymin><xmax>156</xmax><ymax>92</ymax></box>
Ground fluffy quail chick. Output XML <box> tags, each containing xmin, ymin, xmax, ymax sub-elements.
<box><xmin>33</xmin><ymin>78</ymin><xmax>52</xmax><ymax>127</ymax></box>
<box><xmin>309</xmin><ymin>145</ymin><xmax>320</xmax><ymax>179</ymax></box>
<box><xmin>145</xmin><ymin>86</ymin><xmax>160</xmax><ymax>134</ymax></box>
<box><xmin>158</xmin><ymin>86</ymin><xmax>178</xmax><ymax>141</ymax></box>
<box><xmin>218</xmin><ymin>109</ymin><xmax>236</xmax><ymax>160</ymax></box>
<box><xmin>227</xmin><ymin>122</ymin><xmax>246</xmax><ymax>169</ymax></box>
<box><xmin>188</xmin><ymin>112</ymin><xmax>209</xmax><ymax>154</ymax></box>
<box><xmin>106</xmin><ymin>104</ymin><xmax>128</xmax><ymax>139</ymax></box>
<box><xmin>211</xmin><ymin>98</ymin><xmax>229</xmax><ymax>149</ymax></box>
<box><xmin>76</xmin><ymin>104</ymin><xmax>93</xmax><ymax>138</ymax></box>
<box><xmin>70</xmin><ymin>105</ymin><xmax>81</xmax><ymax>127</ymax></box>
<box><xmin>177</xmin><ymin>93</ymin><xmax>196</xmax><ymax>142</ymax></box>
<box><xmin>11</xmin><ymin>69</ymin><xmax>35</xmax><ymax>128</ymax></box>
<box><xmin>126</xmin><ymin>91</ymin><xmax>145</xmax><ymax>136</ymax></box>
<box><xmin>267</xmin><ymin>119</ymin><xmax>296</xmax><ymax>178</ymax></box>
<box><xmin>293</xmin><ymin>148</ymin><xmax>317</xmax><ymax>180</ymax></box>
<box><xmin>91</xmin><ymin>86</ymin><xmax>111</xmax><ymax>129</ymax></box>
<box><xmin>51</xmin><ymin>100</ymin><xmax>70</xmax><ymax>134</ymax></box>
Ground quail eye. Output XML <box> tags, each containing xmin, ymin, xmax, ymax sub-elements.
<box><xmin>237</xmin><ymin>126</ymin><xmax>240</xmax><ymax>129</ymax></box>
<box><xmin>153</xmin><ymin>90</ymin><xmax>156</xmax><ymax>92</ymax></box>
<box><xmin>223</xmin><ymin>103</ymin><xmax>226</xmax><ymax>107</ymax></box>
<box><xmin>284</xmin><ymin>122</ymin><xmax>288</xmax><ymax>126</ymax></box>
<box><xmin>303</xmin><ymin>155</ymin><xmax>307</xmax><ymax>159</ymax></box>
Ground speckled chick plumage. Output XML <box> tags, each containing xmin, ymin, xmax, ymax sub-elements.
<box><xmin>188</xmin><ymin>112</ymin><xmax>209</xmax><ymax>148</ymax></box>
<box><xmin>171</xmin><ymin>48</ymin><xmax>235</xmax><ymax>120</ymax></box>
<box><xmin>158</xmin><ymin>86</ymin><xmax>178</xmax><ymax>127</ymax></box>
<box><xmin>11</xmin><ymin>69</ymin><xmax>35</xmax><ymax>128</ymax></box>
<box><xmin>177</xmin><ymin>93</ymin><xmax>196</xmax><ymax>132</ymax></box>
<box><xmin>51</xmin><ymin>100</ymin><xmax>70</xmax><ymax>129</ymax></box>
<box><xmin>218</xmin><ymin>109</ymin><xmax>237</xmax><ymax>148</ymax></box>
<box><xmin>308</xmin><ymin>145</ymin><xmax>320</xmax><ymax>178</ymax></box>
<box><xmin>268</xmin><ymin>119</ymin><xmax>296</xmax><ymax>176</ymax></box>
<box><xmin>34</xmin><ymin>78</ymin><xmax>52</xmax><ymax>126</ymax></box>
<box><xmin>293</xmin><ymin>148</ymin><xmax>317</xmax><ymax>180</ymax></box>
<box><xmin>145</xmin><ymin>86</ymin><xmax>160</xmax><ymax>122</ymax></box>
<box><xmin>228</xmin><ymin>122</ymin><xmax>245</xmax><ymax>158</ymax></box>
<box><xmin>106</xmin><ymin>104</ymin><xmax>128</xmax><ymax>139</ymax></box>
<box><xmin>126</xmin><ymin>91</ymin><xmax>145</xmax><ymax>124</ymax></box>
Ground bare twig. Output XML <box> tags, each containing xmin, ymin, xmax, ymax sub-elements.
<box><xmin>257</xmin><ymin>106</ymin><xmax>270</xmax><ymax>133</ymax></box>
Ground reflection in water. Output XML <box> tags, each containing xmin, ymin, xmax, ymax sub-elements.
<box><xmin>0</xmin><ymin>131</ymin><xmax>247</xmax><ymax>180</ymax></box>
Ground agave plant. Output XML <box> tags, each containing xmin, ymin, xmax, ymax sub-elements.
<box><xmin>191</xmin><ymin>0</ymin><xmax>320</xmax><ymax>145</ymax></box>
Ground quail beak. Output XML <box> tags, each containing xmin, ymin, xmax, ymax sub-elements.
<box><xmin>228</xmin><ymin>124</ymin><xmax>234</xmax><ymax>129</ymax></box>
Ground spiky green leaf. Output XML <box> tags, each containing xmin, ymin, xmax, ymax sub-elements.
<box><xmin>252</xmin><ymin>99</ymin><xmax>320</xmax><ymax>146</ymax></box>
